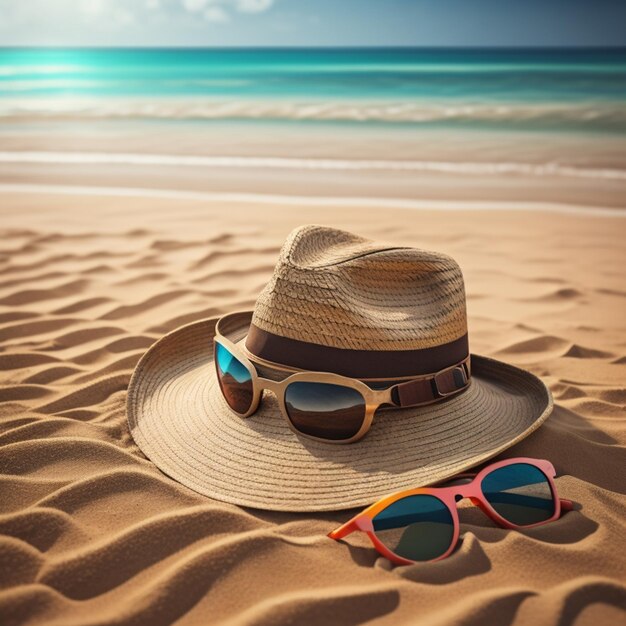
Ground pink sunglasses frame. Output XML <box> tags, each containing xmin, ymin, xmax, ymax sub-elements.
<box><xmin>328</xmin><ymin>457</ymin><xmax>573</xmax><ymax>565</ymax></box>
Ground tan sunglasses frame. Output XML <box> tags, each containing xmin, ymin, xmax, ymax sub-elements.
<box><xmin>215</xmin><ymin>311</ymin><xmax>469</xmax><ymax>444</ymax></box>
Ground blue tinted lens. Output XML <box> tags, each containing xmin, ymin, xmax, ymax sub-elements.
<box><xmin>481</xmin><ymin>463</ymin><xmax>554</xmax><ymax>526</ymax></box>
<box><xmin>215</xmin><ymin>342</ymin><xmax>253</xmax><ymax>414</ymax></box>
<box><xmin>284</xmin><ymin>382</ymin><xmax>365</xmax><ymax>440</ymax></box>
<box><xmin>373</xmin><ymin>494</ymin><xmax>454</xmax><ymax>561</ymax></box>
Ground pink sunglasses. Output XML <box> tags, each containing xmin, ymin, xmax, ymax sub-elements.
<box><xmin>329</xmin><ymin>457</ymin><xmax>573</xmax><ymax>565</ymax></box>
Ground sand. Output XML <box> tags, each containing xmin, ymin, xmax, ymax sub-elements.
<box><xmin>0</xmin><ymin>184</ymin><xmax>625</xmax><ymax>625</ymax></box>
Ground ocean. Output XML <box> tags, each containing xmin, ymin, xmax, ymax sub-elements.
<box><xmin>1</xmin><ymin>47</ymin><xmax>626</xmax><ymax>134</ymax></box>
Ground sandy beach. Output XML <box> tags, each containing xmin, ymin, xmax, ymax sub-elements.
<box><xmin>1</xmin><ymin>163</ymin><xmax>625</xmax><ymax>624</ymax></box>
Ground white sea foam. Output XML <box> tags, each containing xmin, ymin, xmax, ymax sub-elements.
<box><xmin>0</xmin><ymin>65</ymin><xmax>82</xmax><ymax>77</ymax></box>
<box><xmin>0</xmin><ymin>98</ymin><xmax>624</xmax><ymax>127</ymax></box>
<box><xmin>0</xmin><ymin>151</ymin><xmax>624</xmax><ymax>181</ymax></box>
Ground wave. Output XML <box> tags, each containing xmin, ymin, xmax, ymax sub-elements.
<box><xmin>1</xmin><ymin>151</ymin><xmax>624</xmax><ymax>181</ymax></box>
<box><xmin>0</xmin><ymin>64</ymin><xmax>81</xmax><ymax>77</ymax></box>
<box><xmin>1</xmin><ymin>98</ymin><xmax>625</xmax><ymax>128</ymax></box>
<box><xmin>1</xmin><ymin>63</ymin><xmax>625</xmax><ymax>77</ymax></box>
<box><xmin>0</xmin><ymin>79</ymin><xmax>255</xmax><ymax>92</ymax></box>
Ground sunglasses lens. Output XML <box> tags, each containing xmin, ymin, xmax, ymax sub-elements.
<box><xmin>215</xmin><ymin>342</ymin><xmax>254</xmax><ymax>415</ymax></box>
<box><xmin>372</xmin><ymin>494</ymin><xmax>454</xmax><ymax>562</ymax></box>
<box><xmin>481</xmin><ymin>463</ymin><xmax>555</xmax><ymax>526</ymax></box>
<box><xmin>284</xmin><ymin>382</ymin><xmax>366</xmax><ymax>440</ymax></box>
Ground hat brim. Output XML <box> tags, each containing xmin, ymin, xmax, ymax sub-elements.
<box><xmin>127</xmin><ymin>316</ymin><xmax>553</xmax><ymax>512</ymax></box>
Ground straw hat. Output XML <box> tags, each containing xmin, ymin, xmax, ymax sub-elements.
<box><xmin>127</xmin><ymin>225</ymin><xmax>552</xmax><ymax>512</ymax></box>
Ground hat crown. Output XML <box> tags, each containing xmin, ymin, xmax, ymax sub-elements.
<box><xmin>250</xmin><ymin>225</ymin><xmax>468</xmax><ymax>352</ymax></box>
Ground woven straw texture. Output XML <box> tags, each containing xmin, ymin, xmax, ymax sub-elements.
<box><xmin>127</xmin><ymin>315</ymin><xmax>553</xmax><ymax>512</ymax></box>
<box><xmin>128</xmin><ymin>226</ymin><xmax>552</xmax><ymax>511</ymax></box>
<box><xmin>251</xmin><ymin>225</ymin><xmax>468</xmax><ymax>351</ymax></box>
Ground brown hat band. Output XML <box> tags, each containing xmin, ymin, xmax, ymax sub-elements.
<box><xmin>245</xmin><ymin>323</ymin><xmax>469</xmax><ymax>379</ymax></box>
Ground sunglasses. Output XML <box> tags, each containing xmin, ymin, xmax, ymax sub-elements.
<box><xmin>214</xmin><ymin>312</ymin><xmax>471</xmax><ymax>443</ymax></box>
<box><xmin>328</xmin><ymin>458</ymin><xmax>573</xmax><ymax>564</ymax></box>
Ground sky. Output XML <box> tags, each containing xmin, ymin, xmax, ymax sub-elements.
<box><xmin>0</xmin><ymin>0</ymin><xmax>625</xmax><ymax>48</ymax></box>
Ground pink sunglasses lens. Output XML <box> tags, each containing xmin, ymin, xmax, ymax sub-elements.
<box><xmin>372</xmin><ymin>494</ymin><xmax>454</xmax><ymax>562</ymax></box>
<box><xmin>481</xmin><ymin>463</ymin><xmax>555</xmax><ymax>526</ymax></box>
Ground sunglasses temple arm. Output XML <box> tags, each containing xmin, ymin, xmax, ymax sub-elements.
<box><xmin>327</xmin><ymin>515</ymin><xmax>361</xmax><ymax>540</ymax></box>
<box><xmin>560</xmin><ymin>498</ymin><xmax>574</xmax><ymax>513</ymax></box>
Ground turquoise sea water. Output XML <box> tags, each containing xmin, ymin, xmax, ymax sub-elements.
<box><xmin>1</xmin><ymin>48</ymin><xmax>626</xmax><ymax>133</ymax></box>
